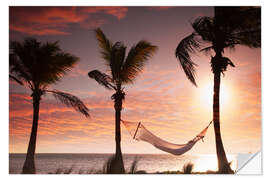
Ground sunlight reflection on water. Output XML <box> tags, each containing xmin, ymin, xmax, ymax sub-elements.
<box><xmin>194</xmin><ymin>154</ymin><xmax>237</xmax><ymax>172</ymax></box>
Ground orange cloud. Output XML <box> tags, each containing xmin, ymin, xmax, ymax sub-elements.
<box><xmin>9</xmin><ymin>59</ymin><xmax>261</xmax><ymax>154</ymax></box>
<box><xmin>9</xmin><ymin>88</ymin><xmax>197</xmax><ymax>153</ymax></box>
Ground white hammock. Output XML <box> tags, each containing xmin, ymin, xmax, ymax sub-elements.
<box><xmin>121</xmin><ymin>120</ymin><xmax>212</xmax><ymax>156</ymax></box>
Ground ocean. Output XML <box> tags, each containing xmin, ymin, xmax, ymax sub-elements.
<box><xmin>9</xmin><ymin>153</ymin><xmax>237</xmax><ymax>174</ymax></box>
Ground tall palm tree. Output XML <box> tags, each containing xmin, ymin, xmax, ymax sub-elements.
<box><xmin>88</xmin><ymin>28</ymin><xmax>157</xmax><ymax>173</ymax></box>
<box><xmin>9</xmin><ymin>38</ymin><xmax>90</xmax><ymax>174</ymax></box>
<box><xmin>175</xmin><ymin>7</ymin><xmax>260</xmax><ymax>173</ymax></box>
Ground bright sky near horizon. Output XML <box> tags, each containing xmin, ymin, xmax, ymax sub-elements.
<box><xmin>9</xmin><ymin>6</ymin><xmax>261</xmax><ymax>154</ymax></box>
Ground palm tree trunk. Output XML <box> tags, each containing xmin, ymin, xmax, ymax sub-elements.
<box><xmin>114</xmin><ymin>107</ymin><xmax>125</xmax><ymax>173</ymax></box>
<box><xmin>213</xmin><ymin>70</ymin><xmax>233</xmax><ymax>173</ymax></box>
<box><xmin>111</xmin><ymin>90</ymin><xmax>125</xmax><ymax>173</ymax></box>
<box><xmin>22</xmin><ymin>93</ymin><xmax>41</xmax><ymax>174</ymax></box>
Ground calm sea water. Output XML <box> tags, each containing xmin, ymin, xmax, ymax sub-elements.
<box><xmin>9</xmin><ymin>153</ymin><xmax>237</xmax><ymax>174</ymax></box>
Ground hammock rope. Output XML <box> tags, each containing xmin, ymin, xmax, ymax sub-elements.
<box><xmin>133</xmin><ymin>122</ymin><xmax>141</xmax><ymax>139</ymax></box>
<box><xmin>121</xmin><ymin>120</ymin><xmax>212</xmax><ymax>156</ymax></box>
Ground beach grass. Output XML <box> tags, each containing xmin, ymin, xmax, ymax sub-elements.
<box><xmin>47</xmin><ymin>155</ymin><xmax>234</xmax><ymax>174</ymax></box>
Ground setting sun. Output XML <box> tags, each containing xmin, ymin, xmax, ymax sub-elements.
<box><xmin>199</xmin><ymin>82</ymin><xmax>231</xmax><ymax>110</ymax></box>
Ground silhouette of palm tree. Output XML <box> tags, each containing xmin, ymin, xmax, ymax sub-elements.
<box><xmin>175</xmin><ymin>7</ymin><xmax>260</xmax><ymax>173</ymax></box>
<box><xmin>9</xmin><ymin>38</ymin><xmax>90</xmax><ymax>174</ymax></box>
<box><xmin>88</xmin><ymin>28</ymin><xmax>157</xmax><ymax>173</ymax></box>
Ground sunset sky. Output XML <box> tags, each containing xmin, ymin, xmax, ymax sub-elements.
<box><xmin>9</xmin><ymin>6</ymin><xmax>261</xmax><ymax>155</ymax></box>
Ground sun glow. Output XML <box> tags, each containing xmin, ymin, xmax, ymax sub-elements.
<box><xmin>199</xmin><ymin>82</ymin><xmax>231</xmax><ymax>111</ymax></box>
<box><xmin>194</xmin><ymin>154</ymin><xmax>237</xmax><ymax>172</ymax></box>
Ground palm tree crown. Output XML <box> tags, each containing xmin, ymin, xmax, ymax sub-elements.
<box><xmin>89</xmin><ymin>28</ymin><xmax>157</xmax><ymax>89</ymax></box>
<box><xmin>175</xmin><ymin>7</ymin><xmax>260</xmax><ymax>86</ymax></box>
<box><xmin>10</xmin><ymin>38</ymin><xmax>89</xmax><ymax>116</ymax></box>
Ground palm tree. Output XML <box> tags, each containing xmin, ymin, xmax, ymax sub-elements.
<box><xmin>9</xmin><ymin>38</ymin><xmax>90</xmax><ymax>174</ymax></box>
<box><xmin>175</xmin><ymin>7</ymin><xmax>260</xmax><ymax>173</ymax></box>
<box><xmin>88</xmin><ymin>28</ymin><xmax>157</xmax><ymax>173</ymax></box>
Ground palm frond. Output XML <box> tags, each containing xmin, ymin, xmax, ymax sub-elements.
<box><xmin>88</xmin><ymin>70</ymin><xmax>115</xmax><ymax>90</ymax></box>
<box><xmin>175</xmin><ymin>33</ymin><xmax>200</xmax><ymax>86</ymax></box>
<box><xmin>192</xmin><ymin>16</ymin><xmax>215</xmax><ymax>42</ymax></box>
<box><xmin>48</xmin><ymin>90</ymin><xmax>90</xmax><ymax>117</ymax></box>
<box><xmin>200</xmin><ymin>46</ymin><xmax>214</xmax><ymax>55</ymax></box>
<box><xmin>230</xmin><ymin>30</ymin><xmax>261</xmax><ymax>48</ymax></box>
<box><xmin>226</xmin><ymin>57</ymin><xmax>235</xmax><ymax>67</ymax></box>
<box><xmin>109</xmin><ymin>42</ymin><xmax>127</xmax><ymax>81</ymax></box>
<box><xmin>34</xmin><ymin>43</ymin><xmax>79</xmax><ymax>86</ymax></box>
<box><xmin>9</xmin><ymin>43</ymin><xmax>33</xmax><ymax>83</ymax></box>
<box><xmin>215</xmin><ymin>7</ymin><xmax>260</xmax><ymax>33</ymax></box>
<box><xmin>214</xmin><ymin>7</ymin><xmax>261</xmax><ymax>49</ymax></box>
<box><xmin>10</xmin><ymin>38</ymin><xmax>41</xmax><ymax>82</ymax></box>
<box><xmin>9</xmin><ymin>74</ymin><xmax>23</xmax><ymax>85</ymax></box>
<box><xmin>9</xmin><ymin>38</ymin><xmax>79</xmax><ymax>89</ymax></box>
<box><xmin>95</xmin><ymin>28</ymin><xmax>113</xmax><ymax>64</ymax></box>
<box><xmin>121</xmin><ymin>40</ymin><xmax>157</xmax><ymax>83</ymax></box>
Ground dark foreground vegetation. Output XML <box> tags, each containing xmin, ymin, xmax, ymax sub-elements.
<box><xmin>46</xmin><ymin>155</ymin><xmax>234</xmax><ymax>174</ymax></box>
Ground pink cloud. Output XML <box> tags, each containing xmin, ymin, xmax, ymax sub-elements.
<box><xmin>146</xmin><ymin>7</ymin><xmax>174</xmax><ymax>11</ymax></box>
<box><xmin>81</xmin><ymin>7</ymin><xmax>128</xmax><ymax>20</ymax></box>
<box><xmin>68</xmin><ymin>66</ymin><xmax>90</xmax><ymax>77</ymax></box>
<box><xmin>9</xmin><ymin>7</ymin><xmax>129</xmax><ymax>35</ymax></box>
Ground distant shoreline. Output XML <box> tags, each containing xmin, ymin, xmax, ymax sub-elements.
<box><xmin>9</xmin><ymin>153</ymin><xmax>232</xmax><ymax>155</ymax></box>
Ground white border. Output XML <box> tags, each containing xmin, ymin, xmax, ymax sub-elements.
<box><xmin>2</xmin><ymin>0</ymin><xmax>269</xmax><ymax>180</ymax></box>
